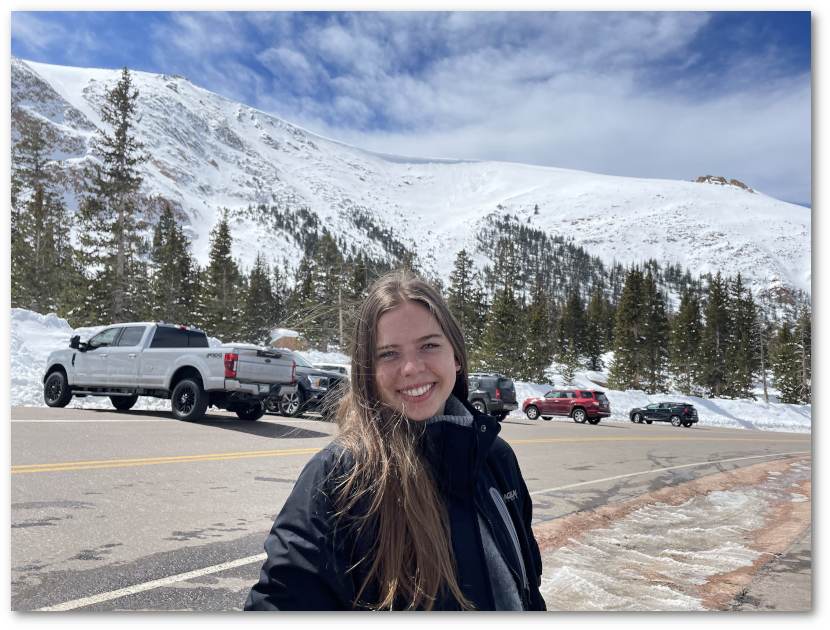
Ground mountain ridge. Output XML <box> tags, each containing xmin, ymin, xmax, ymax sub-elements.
<box><xmin>11</xmin><ymin>56</ymin><xmax>811</xmax><ymax>302</ymax></box>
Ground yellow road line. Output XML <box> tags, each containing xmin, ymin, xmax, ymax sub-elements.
<box><xmin>506</xmin><ymin>437</ymin><xmax>811</xmax><ymax>444</ymax></box>
<box><xmin>12</xmin><ymin>448</ymin><xmax>321</xmax><ymax>474</ymax></box>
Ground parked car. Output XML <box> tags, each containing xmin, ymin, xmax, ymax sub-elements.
<box><xmin>312</xmin><ymin>362</ymin><xmax>352</xmax><ymax>378</ymax></box>
<box><xmin>42</xmin><ymin>323</ymin><xmax>297</xmax><ymax>422</ymax></box>
<box><xmin>265</xmin><ymin>351</ymin><xmax>347</xmax><ymax>418</ymax></box>
<box><xmin>629</xmin><ymin>402</ymin><xmax>698</xmax><ymax>427</ymax></box>
<box><xmin>523</xmin><ymin>389</ymin><xmax>610</xmax><ymax>424</ymax></box>
<box><xmin>467</xmin><ymin>372</ymin><xmax>518</xmax><ymax>421</ymax></box>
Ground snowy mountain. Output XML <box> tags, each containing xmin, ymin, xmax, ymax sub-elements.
<box><xmin>11</xmin><ymin>56</ymin><xmax>811</xmax><ymax>300</ymax></box>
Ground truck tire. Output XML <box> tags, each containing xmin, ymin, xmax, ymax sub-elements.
<box><xmin>471</xmin><ymin>400</ymin><xmax>487</xmax><ymax>415</ymax></box>
<box><xmin>236</xmin><ymin>402</ymin><xmax>265</xmax><ymax>421</ymax></box>
<box><xmin>44</xmin><ymin>371</ymin><xmax>73</xmax><ymax>408</ymax></box>
<box><xmin>572</xmin><ymin>408</ymin><xmax>587</xmax><ymax>423</ymax></box>
<box><xmin>494</xmin><ymin>411</ymin><xmax>508</xmax><ymax>421</ymax></box>
<box><xmin>171</xmin><ymin>378</ymin><xmax>208</xmax><ymax>422</ymax></box>
<box><xmin>110</xmin><ymin>394</ymin><xmax>138</xmax><ymax>411</ymax></box>
<box><xmin>525</xmin><ymin>405</ymin><xmax>540</xmax><ymax>420</ymax></box>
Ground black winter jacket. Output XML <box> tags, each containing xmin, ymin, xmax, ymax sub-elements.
<box><xmin>244</xmin><ymin>398</ymin><xmax>546</xmax><ymax>611</ymax></box>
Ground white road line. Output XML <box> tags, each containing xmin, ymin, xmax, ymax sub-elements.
<box><xmin>529</xmin><ymin>451</ymin><xmax>811</xmax><ymax>496</ymax></box>
<box><xmin>37</xmin><ymin>553</ymin><xmax>268</xmax><ymax>611</ymax></box>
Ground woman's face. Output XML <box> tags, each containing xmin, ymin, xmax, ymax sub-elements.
<box><xmin>374</xmin><ymin>300</ymin><xmax>461</xmax><ymax>422</ymax></box>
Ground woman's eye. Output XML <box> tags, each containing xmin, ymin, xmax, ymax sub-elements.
<box><xmin>422</xmin><ymin>343</ymin><xmax>438</xmax><ymax>350</ymax></box>
<box><xmin>378</xmin><ymin>351</ymin><xmax>396</xmax><ymax>360</ymax></box>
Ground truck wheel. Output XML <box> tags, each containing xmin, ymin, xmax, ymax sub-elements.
<box><xmin>110</xmin><ymin>394</ymin><xmax>138</xmax><ymax>411</ymax></box>
<box><xmin>236</xmin><ymin>402</ymin><xmax>265</xmax><ymax>421</ymax></box>
<box><xmin>279</xmin><ymin>389</ymin><xmax>306</xmax><ymax>418</ymax></box>
<box><xmin>587</xmin><ymin>417</ymin><xmax>601</xmax><ymax>425</ymax></box>
<box><xmin>572</xmin><ymin>409</ymin><xmax>587</xmax><ymax>423</ymax></box>
<box><xmin>472</xmin><ymin>400</ymin><xmax>487</xmax><ymax>415</ymax></box>
<box><xmin>494</xmin><ymin>411</ymin><xmax>508</xmax><ymax>422</ymax></box>
<box><xmin>525</xmin><ymin>405</ymin><xmax>539</xmax><ymax>420</ymax></box>
<box><xmin>670</xmin><ymin>415</ymin><xmax>682</xmax><ymax>427</ymax></box>
<box><xmin>171</xmin><ymin>378</ymin><xmax>208</xmax><ymax>422</ymax></box>
<box><xmin>44</xmin><ymin>371</ymin><xmax>73</xmax><ymax>408</ymax></box>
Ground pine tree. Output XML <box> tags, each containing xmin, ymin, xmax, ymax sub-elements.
<box><xmin>447</xmin><ymin>250</ymin><xmax>477</xmax><ymax>349</ymax></box>
<box><xmin>476</xmin><ymin>286</ymin><xmax>525</xmax><ymax>376</ymax></box>
<box><xmin>724</xmin><ymin>273</ymin><xmax>758</xmax><ymax>399</ymax></box>
<box><xmin>11</xmin><ymin>118</ymin><xmax>80</xmax><ymax>315</ymax></box>
<box><xmin>202</xmin><ymin>210</ymin><xmax>243</xmax><ymax>341</ymax></box>
<box><xmin>553</xmin><ymin>339</ymin><xmax>580</xmax><ymax>387</ymax></box>
<box><xmin>700</xmin><ymin>272</ymin><xmax>731</xmax><ymax>397</ymax></box>
<box><xmin>241</xmin><ymin>252</ymin><xmax>275</xmax><ymax>345</ymax></box>
<box><xmin>607</xmin><ymin>267</ymin><xmax>646</xmax><ymax>390</ymax></box>
<box><xmin>524</xmin><ymin>286</ymin><xmax>554</xmax><ymax>382</ymax></box>
<box><xmin>794</xmin><ymin>307</ymin><xmax>812</xmax><ymax>403</ymax></box>
<box><xmin>76</xmin><ymin>66</ymin><xmax>147</xmax><ymax>323</ymax></box>
<box><xmin>641</xmin><ymin>272</ymin><xmax>669</xmax><ymax>394</ymax></box>
<box><xmin>559</xmin><ymin>293</ymin><xmax>587</xmax><ymax>355</ymax></box>
<box><xmin>584</xmin><ymin>285</ymin><xmax>607</xmax><ymax>371</ymax></box>
<box><xmin>771</xmin><ymin>321</ymin><xmax>801</xmax><ymax>404</ymax></box>
<box><xmin>150</xmin><ymin>203</ymin><xmax>195</xmax><ymax>325</ymax></box>
<box><xmin>668</xmin><ymin>291</ymin><xmax>703</xmax><ymax>395</ymax></box>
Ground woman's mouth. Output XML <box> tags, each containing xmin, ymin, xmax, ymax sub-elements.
<box><xmin>398</xmin><ymin>382</ymin><xmax>436</xmax><ymax>402</ymax></box>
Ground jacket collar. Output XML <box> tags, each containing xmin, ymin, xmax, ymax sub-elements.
<box><xmin>422</xmin><ymin>396</ymin><xmax>500</xmax><ymax>493</ymax></box>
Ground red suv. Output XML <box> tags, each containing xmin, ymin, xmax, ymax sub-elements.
<box><xmin>522</xmin><ymin>389</ymin><xmax>610</xmax><ymax>424</ymax></box>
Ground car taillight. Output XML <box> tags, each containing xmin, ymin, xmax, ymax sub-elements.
<box><xmin>292</xmin><ymin>360</ymin><xmax>296</xmax><ymax>383</ymax></box>
<box><xmin>495</xmin><ymin>388</ymin><xmax>501</xmax><ymax>399</ymax></box>
<box><xmin>224</xmin><ymin>353</ymin><xmax>238</xmax><ymax>377</ymax></box>
<box><xmin>685</xmin><ymin>408</ymin><xmax>691</xmax><ymax>413</ymax></box>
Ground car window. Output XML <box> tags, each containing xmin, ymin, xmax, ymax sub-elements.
<box><xmin>151</xmin><ymin>327</ymin><xmax>189</xmax><ymax>348</ymax></box>
<box><xmin>562</xmin><ymin>391</ymin><xmax>576</xmax><ymax>399</ymax></box>
<box><xmin>647</xmin><ymin>403</ymin><xmax>659</xmax><ymax>409</ymax></box>
<box><xmin>87</xmin><ymin>328</ymin><xmax>120</xmax><ymax>350</ymax></box>
<box><xmin>579</xmin><ymin>391</ymin><xmax>593</xmax><ymax>399</ymax></box>
<box><xmin>595</xmin><ymin>392</ymin><xmax>608</xmax><ymax>402</ymax></box>
<box><xmin>469</xmin><ymin>378</ymin><xmax>480</xmax><ymax>389</ymax></box>
<box><xmin>498</xmin><ymin>378</ymin><xmax>514</xmax><ymax>390</ymax></box>
<box><xmin>483</xmin><ymin>378</ymin><xmax>497</xmax><ymax>389</ymax></box>
<box><xmin>545</xmin><ymin>391</ymin><xmax>560</xmax><ymax>398</ymax></box>
<box><xmin>116</xmin><ymin>326</ymin><xmax>147</xmax><ymax>347</ymax></box>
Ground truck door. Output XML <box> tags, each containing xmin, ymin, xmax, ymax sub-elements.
<box><xmin>74</xmin><ymin>328</ymin><xmax>120</xmax><ymax>386</ymax></box>
<box><xmin>561</xmin><ymin>391</ymin><xmax>577</xmax><ymax>415</ymax></box>
<box><xmin>107</xmin><ymin>326</ymin><xmax>148</xmax><ymax>387</ymax></box>
<box><xmin>541</xmin><ymin>390</ymin><xmax>560</xmax><ymax>415</ymax></box>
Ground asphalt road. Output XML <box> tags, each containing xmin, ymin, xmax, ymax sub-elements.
<box><xmin>11</xmin><ymin>405</ymin><xmax>811</xmax><ymax>611</ymax></box>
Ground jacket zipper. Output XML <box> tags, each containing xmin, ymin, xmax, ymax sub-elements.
<box><xmin>488</xmin><ymin>487</ymin><xmax>529</xmax><ymax>592</ymax></box>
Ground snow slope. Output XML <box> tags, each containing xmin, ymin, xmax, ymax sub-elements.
<box><xmin>12</xmin><ymin>56</ymin><xmax>811</xmax><ymax>300</ymax></box>
<box><xmin>12</xmin><ymin>309</ymin><xmax>810</xmax><ymax>433</ymax></box>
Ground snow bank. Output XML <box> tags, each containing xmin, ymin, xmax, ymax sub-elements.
<box><xmin>10</xmin><ymin>308</ymin><xmax>812</xmax><ymax>433</ymax></box>
<box><xmin>508</xmin><ymin>371</ymin><xmax>811</xmax><ymax>434</ymax></box>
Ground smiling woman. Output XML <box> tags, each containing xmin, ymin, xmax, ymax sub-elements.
<box><xmin>245</xmin><ymin>270</ymin><xmax>546</xmax><ymax>611</ymax></box>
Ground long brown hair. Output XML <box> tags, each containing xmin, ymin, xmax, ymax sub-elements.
<box><xmin>331</xmin><ymin>270</ymin><xmax>474</xmax><ymax>610</ymax></box>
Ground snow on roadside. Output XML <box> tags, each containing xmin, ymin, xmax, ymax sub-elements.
<box><xmin>10</xmin><ymin>308</ymin><xmax>811</xmax><ymax>433</ymax></box>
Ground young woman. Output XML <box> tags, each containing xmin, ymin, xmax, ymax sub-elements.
<box><xmin>244</xmin><ymin>271</ymin><xmax>546</xmax><ymax>611</ymax></box>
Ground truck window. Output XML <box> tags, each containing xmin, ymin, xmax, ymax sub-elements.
<box><xmin>116</xmin><ymin>326</ymin><xmax>147</xmax><ymax>347</ymax></box>
<box><xmin>187</xmin><ymin>331</ymin><xmax>209</xmax><ymax>347</ymax></box>
<box><xmin>87</xmin><ymin>328</ymin><xmax>120</xmax><ymax>350</ymax></box>
<box><xmin>497</xmin><ymin>378</ymin><xmax>514</xmax><ymax>390</ymax></box>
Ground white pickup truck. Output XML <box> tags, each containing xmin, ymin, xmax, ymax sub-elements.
<box><xmin>42</xmin><ymin>322</ymin><xmax>297</xmax><ymax>422</ymax></box>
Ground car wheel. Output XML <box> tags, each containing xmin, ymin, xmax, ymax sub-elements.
<box><xmin>645</xmin><ymin>420</ymin><xmax>653</xmax><ymax>424</ymax></box>
<box><xmin>542</xmin><ymin>416</ymin><xmax>552</xmax><ymax>421</ymax></box>
<box><xmin>682</xmin><ymin>420</ymin><xmax>693</xmax><ymax>428</ymax></box>
<box><xmin>631</xmin><ymin>413</ymin><xmax>642</xmax><ymax>423</ymax></box>
<box><xmin>472</xmin><ymin>400</ymin><xmax>487</xmax><ymax>415</ymax></box>
<box><xmin>670</xmin><ymin>415</ymin><xmax>682</xmax><ymax>427</ymax></box>
<box><xmin>279</xmin><ymin>389</ymin><xmax>307</xmax><ymax>418</ymax></box>
<box><xmin>525</xmin><ymin>405</ymin><xmax>539</xmax><ymax>420</ymax></box>
<box><xmin>44</xmin><ymin>371</ymin><xmax>73</xmax><ymax>408</ymax></box>
<box><xmin>494</xmin><ymin>411</ymin><xmax>508</xmax><ymax>421</ymax></box>
<box><xmin>171</xmin><ymin>378</ymin><xmax>209</xmax><ymax>422</ymax></box>
<box><xmin>236</xmin><ymin>401</ymin><xmax>265</xmax><ymax>421</ymax></box>
<box><xmin>572</xmin><ymin>409</ymin><xmax>587</xmax><ymax>423</ymax></box>
<box><xmin>587</xmin><ymin>417</ymin><xmax>601</xmax><ymax>425</ymax></box>
<box><xmin>110</xmin><ymin>394</ymin><xmax>139</xmax><ymax>411</ymax></box>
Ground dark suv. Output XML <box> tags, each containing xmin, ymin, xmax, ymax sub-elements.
<box><xmin>265</xmin><ymin>351</ymin><xmax>346</xmax><ymax>419</ymax></box>
<box><xmin>523</xmin><ymin>389</ymin><xmax>610</xmax><ymax>424</ymax></box>
<box><xmin>468</xmin><ymin>372</ymin><xmax>518</xmax><ymax>421</ymax></box>
<box><xmin>629</xmin><ymin>402</ymin><xmax>698</xmax><ymax>427</ymax></box>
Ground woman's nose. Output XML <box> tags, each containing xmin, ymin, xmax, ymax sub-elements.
<box><xmin>401</xmin><ymin>353</ymin><xmax>424</xmax><ymax>376</ymax></box>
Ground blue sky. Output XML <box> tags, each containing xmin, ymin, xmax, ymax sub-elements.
<box><xmin>11</xmin><ymin>11</ymin><xmax>812</xmax><ymax>206</ymax></box>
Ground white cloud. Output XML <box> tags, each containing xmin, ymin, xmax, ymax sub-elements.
<box><xmin>140</xmin><ymin>11</ymin><xmax>811</xmax><ymax>205</ymax></box>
